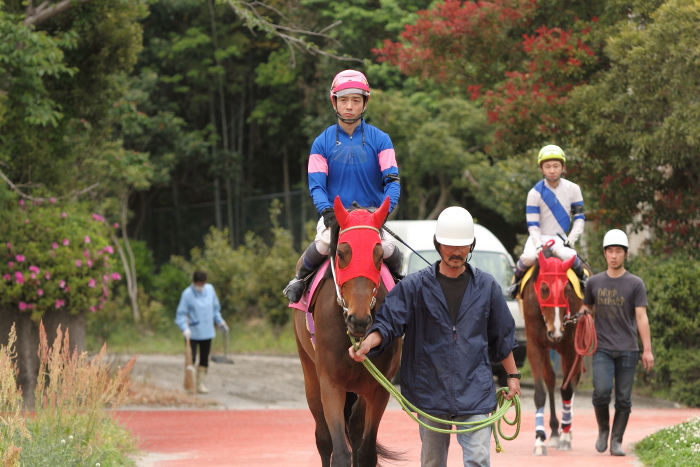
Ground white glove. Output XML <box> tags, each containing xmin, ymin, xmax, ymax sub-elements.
<box><xmin>564</xmin><ymin>238</ymin><xmax>575</xmax><ymax>249</ymax></box>
<box><xmin>183</xmin><ymin>328</ymin><xmax>191</xmax><ymax>339</ymax></box>
<box><xmin>218</xmin><ymin>321</ymin><xmax>229</xmax><ymax>331</ymax></box>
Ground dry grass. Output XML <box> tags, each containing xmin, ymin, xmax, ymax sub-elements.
<box><xmin>124</xmin><ymin>380</ymin><xmax>215</xmax><ymax>408</ymax></box>
<box><xmin>1</xmin><ymin>322</ymin><xmax>138</xmax><ymax>466</ymax></box>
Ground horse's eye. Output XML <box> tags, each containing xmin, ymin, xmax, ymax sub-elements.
<box><xmin>540</xmin><ymin>283</ymin><xmax>550</xmax><ymax>300</ymax></box>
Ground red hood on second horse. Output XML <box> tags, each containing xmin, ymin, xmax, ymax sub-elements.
<box><xmin>535</xmin><ymin>247</ymin><xmax>576</xmax><ymax>314</ymax></box>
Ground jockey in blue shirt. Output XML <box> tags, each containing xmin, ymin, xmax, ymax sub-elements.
<box><xmin>283</xmin><ymin>70</ymin><xmax>402</xmax><ymax>303</ymax></box>
<box><xmin>507</xmin><ymin>144</ymin><xmax>588</xmax><ymax>298</ymax></box>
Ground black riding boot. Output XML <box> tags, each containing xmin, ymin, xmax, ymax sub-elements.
<box><xmin>283</xmin><ymin>243</ymin><xmax>326</xmax><ymax>303</ymax></box>
<box><xmin>572</xmin><ymin>257</ymin><xmax>588</xmax><ymax>292</ymax></box>
<box><xmin>384</xmin><ymin>247</ymin><xmax>404</xmax><ymax>281</ymax></box>
<box><xmin>594</xmin><ymin>405</ymin><xmax>610</xmax><ymax>453</ymax></box>
<box><xmin>506</xmin><ymin>260</ymin><xmax>528</xmax><ymax>299</ymax></box>
<box><xmin>609</xmin><ymin>410</ymin><xmax>630</xmax><ymax>456</ymax></box>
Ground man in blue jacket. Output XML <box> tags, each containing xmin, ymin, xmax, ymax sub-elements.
<box><xmin>350</xmin><ymin>207</ymin><xmax>521</xmax><ymax>467</ymax></box>
<box><xmin>175</xmin><ymin>270</ymin><xmax>228</xmax><ymax>394</ymax></box>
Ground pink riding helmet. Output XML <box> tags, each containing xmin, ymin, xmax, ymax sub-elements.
<box><xmin>329</xmin><ymin>69</ymin><xmax>370</xmax><ymax>103</ymax></box>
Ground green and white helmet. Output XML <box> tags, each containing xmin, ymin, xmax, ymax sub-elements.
<box><xmin>537</xmin><ymin>144</ymin><xmax>566</xmax><ymax>166</ymax></box>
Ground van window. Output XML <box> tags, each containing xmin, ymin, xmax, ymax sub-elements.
<box><xmin>407</xmin><ymin>250</ymin><xmax>514</xmax><ymax>295</ymax></box>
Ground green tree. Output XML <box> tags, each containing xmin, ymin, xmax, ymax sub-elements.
<box><xmin>570</xmin><ymin>0</ymin><xmax>700</xmax><ymax>253</ymax></box>
<box><xmin>368</xmin><ymin>90</ymin><xmax>492</xmax><ymax>219</ymax></box>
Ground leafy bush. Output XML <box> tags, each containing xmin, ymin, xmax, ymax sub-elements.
<box><xmin>171</xmin><ymin>200</ymin><xmax>300</xmax><ymax>327</ymax></box>
<box><xmin>0</xmin><ymin>187</ymin><xmax>120</xmax><ymax>321</ymax></box>
<box><xmin>632</xmin><ymin>254</ymin><xmax>700</xmax><ymax>407</ymax></box>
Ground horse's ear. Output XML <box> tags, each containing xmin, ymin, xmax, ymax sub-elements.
<box><xmin>334</xmin><ymin>196</ymin><xmax>350</xmax><ymax>228</ymax></box>
<box><xmin>537</xmin><ymin>250</ymin><xmax>548</xmax><ymax>269</ymax></box>
<box><xmin>371</xmin><ymin>197</ymin><xmax>391</xmax><ymax>228</ymax></box>
<box><xmin>563</xmin><ymin>255</ymin><xmax>577</xmax><ymax>270</ymax></box>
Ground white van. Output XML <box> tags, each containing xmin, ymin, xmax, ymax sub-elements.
<box><xmin>384</xmin><ymin>220</ymin><xmax>527</xmax><ymax>383</ymax></box>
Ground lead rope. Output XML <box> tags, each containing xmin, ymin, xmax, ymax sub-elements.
<box><xmin>562</xmin><ymin>311</ymin><xmax>597</xmax><ymax>390</ymax></box>
<box><xmin>350</xmin><ymin>336</ymin><xmax>521</xmax><ymax>453</ymax></box>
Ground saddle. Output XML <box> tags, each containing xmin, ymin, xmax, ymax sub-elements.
<box><xmin>288</xmin><ymin>260</ymin><xmax>396</xmax><ymax>346</ymax></box>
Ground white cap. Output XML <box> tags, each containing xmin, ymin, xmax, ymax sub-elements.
<box><xmin>603</xmin><ymin>229</ymin><xmax>629</xmax><ymax>249</ymax></box>
<box><xmin>435</xmin><ymin>207</ymin><xmax>475</xmax><ymax>246</ymax></box>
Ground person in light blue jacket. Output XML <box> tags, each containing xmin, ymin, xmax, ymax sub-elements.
<box><xmin>350</xmin><ymin>207</ymin><xmax>521</xmax><ymax>467</ymax></box>
<box><xmin>175</xmin><ymin>270</ymin><xmax>227</xmax><ymax>393</ymax></box>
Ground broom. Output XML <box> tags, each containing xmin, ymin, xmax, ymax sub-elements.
<box><xmin>184</xmin><ymin>335</ymin><xmax>196</xmax><ymax>394</ymax></box>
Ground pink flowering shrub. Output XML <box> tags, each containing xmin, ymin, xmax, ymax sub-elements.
<box><xmin>0</xmin><ymin>189</ymin><xmax>120</xmax><ymax>321</ymax></box>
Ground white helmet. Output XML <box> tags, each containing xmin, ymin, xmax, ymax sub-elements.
<box><xmin>435</xmin><ymin>207</ymin><xmax>475</xmax><ymax>246</ymax></box>
<box><xmin>603</xmin><ymin>229</ymin><xmax>629</xmax><ymax>250</ymax></box>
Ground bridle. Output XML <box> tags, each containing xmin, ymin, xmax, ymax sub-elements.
<box><xmin>330</xmin><ymin>224</ymin><xmax>381</xmax><ymax>313</ymax></box>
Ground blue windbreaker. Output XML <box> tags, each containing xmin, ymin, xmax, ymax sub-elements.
<box><xmin>368</xmin><ymin>263</ymin><xmax>517</xmax><ymax>417</ymax></box>
<box><xmin>174</xmin><ymin>283</ymin><xmax>223</xmax><ymax>340</ymax></box>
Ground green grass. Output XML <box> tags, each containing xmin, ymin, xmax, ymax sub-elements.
<box><xmin>88</xmin><ymin>318</ymin><xmax>299</xmax><ymax>356</ymax></box>
<box><xmin>634</xmin><ymin>416</ymin><xmax>700</xmax><ymax>466</ymax></box>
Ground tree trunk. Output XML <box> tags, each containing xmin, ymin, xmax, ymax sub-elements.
<box><xmin>0</xmin><ymin>308</ymin><xmax>86</xmax><ymax>406</ymax></box>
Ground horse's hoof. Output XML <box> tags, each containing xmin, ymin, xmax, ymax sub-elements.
<box><xmin>533</xmin><ymin>439</ymin><xmax>547</xmax><ymax>456</ymax></box>
<box><xmin>558</xmin><ymin>432</ymin><xmax>572</xmax><ymax>451</ymax></box>
<box><xmin>547</xmin><ymin>436</ymin><xmax>560</xmax><ymax>448</ymax></box>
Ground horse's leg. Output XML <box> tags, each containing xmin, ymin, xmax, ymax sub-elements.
<box><xmin>528</xmin><ymin>344</ymin><xmax>550</xmax><ymax>456</ymax></box>
<box><xmin>294</xmin><ymin>314</ymin><xmax>333</xmax><ymax>466</ymax></box>
<box><xmin>347</xmin><ymin>395</ymin><xmax>366</xmax><ymax>466</ymax></box>
<box><xmin>544</xmin><ymin>351</ymin><xmax>560</xmax><ymax>449</ymax></box>
<box><xmin>319</xmin><ymin>378</ymin><xmax>352</xmax><ymax>467</ymax></box>
<box><xmin>355</xmin><ymin>387</ymin><xmax>392</xmax><ymax>467</ymax></box>
<box><xmin>557</xmin><ymin>349</ymin><xmax>581</xmax><ymax>451</ymax></box>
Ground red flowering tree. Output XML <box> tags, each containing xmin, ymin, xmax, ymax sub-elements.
<box><xmin>375</xmin><ymin>0</ymin><xmax>602</xmax><ymax>156</ymax></box>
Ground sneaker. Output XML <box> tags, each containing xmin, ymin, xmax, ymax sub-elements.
<box><xmin>283</xmin><ymin>277</ymin><xmax>306</xmax><ymax>303</ymax></box>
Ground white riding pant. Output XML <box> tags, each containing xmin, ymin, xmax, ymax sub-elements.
<box><xmin>313</xmin><ymin>217</ymin><xmax>396</xmax><ymax>258</ymax></box>
<box><xmin>519</xmin><ymin>234</ymin><xmax>576</xmax><ymax>267</ymax></box>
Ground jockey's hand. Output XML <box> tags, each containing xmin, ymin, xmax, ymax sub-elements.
<box><xmin>564</xmin><ymin>238</ymin><xmax>575</xmax><ymax>249</ymax></box>
<box><xmin>322</xmin><ymin>208</ymin><xmax>336</xmax><ymax>228</ymax></box>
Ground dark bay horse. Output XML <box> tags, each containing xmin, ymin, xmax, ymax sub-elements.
<box><xmin>293</xmin><ymin>196</ymin><xmax>401</xmax><ymax>467</ymax></box>
<box><xmin>520</xmin><ymin>244</ymin><xmax>590</xmax><ymax>455</ymax></box>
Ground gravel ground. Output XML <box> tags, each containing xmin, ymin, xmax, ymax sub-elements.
<box><xmin>119</xmin><ymin>352</ymin><xmax>680</xmax><ymax>412</ymax></box>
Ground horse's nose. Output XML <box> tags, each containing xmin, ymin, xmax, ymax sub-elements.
<box><xmin>547</xmin><ymin>331</ymin><xmax>562</xmax><ymax>343</ymax></box>
<box><xmin>344</xmin><ymin>312</ymin><xmax>373</xmax><ymax>337</ymax></box>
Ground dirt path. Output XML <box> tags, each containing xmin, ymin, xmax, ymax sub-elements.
<box><xmin>117</xmin><ymin>353</ymin><xmax>697</xmax><ymax>466</ymax></box>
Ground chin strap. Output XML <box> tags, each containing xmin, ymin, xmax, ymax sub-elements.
<box><xmin>336</xmin><ymin>111</ymin><xmax>364</xmax><ymax>124</ymax></box>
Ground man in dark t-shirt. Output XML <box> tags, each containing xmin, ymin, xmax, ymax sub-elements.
<box><xmin>579</xmin><ymin>229</ymin><xmax>654</xmax><ymax>457</ymax></box>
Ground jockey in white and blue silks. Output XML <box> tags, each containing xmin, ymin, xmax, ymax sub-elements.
<box><xmin>508</xmin><ymin>144</ymin><xmax>587</xmax><ymax>298</ymax></box>
<box><xmin>283</xmin><ymin>70</ymin><xmax>402</xmax><ymax>304</ymax></box>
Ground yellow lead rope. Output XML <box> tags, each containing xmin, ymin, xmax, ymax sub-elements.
<box><xmin>351</xmin><ymin>337</ymin><xmax>521</xmax><ymax>453</ymax></box>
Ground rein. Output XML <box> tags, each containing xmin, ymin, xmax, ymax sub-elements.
<box><xmin>349</xmin><ymin>336</ymin><xmax>521</xmax><ymax>453</ymax></box>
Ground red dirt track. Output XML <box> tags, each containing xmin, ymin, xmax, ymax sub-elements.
<box><xmin>117</xmin><ymin>407</ymin><xmax>700</xmax><ymax>466</ymax></box>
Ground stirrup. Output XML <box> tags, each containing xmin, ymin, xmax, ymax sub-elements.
<box><xmin>283</xmin><ymin>277</ymin><xmax>307</xmax><ymax>303</ymax></box>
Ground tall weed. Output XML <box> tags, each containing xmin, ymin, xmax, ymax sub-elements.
<box><xmin>0</xmin><ymin>323</ymin><xmax>137</xmax><ymax>466</ymax></box>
